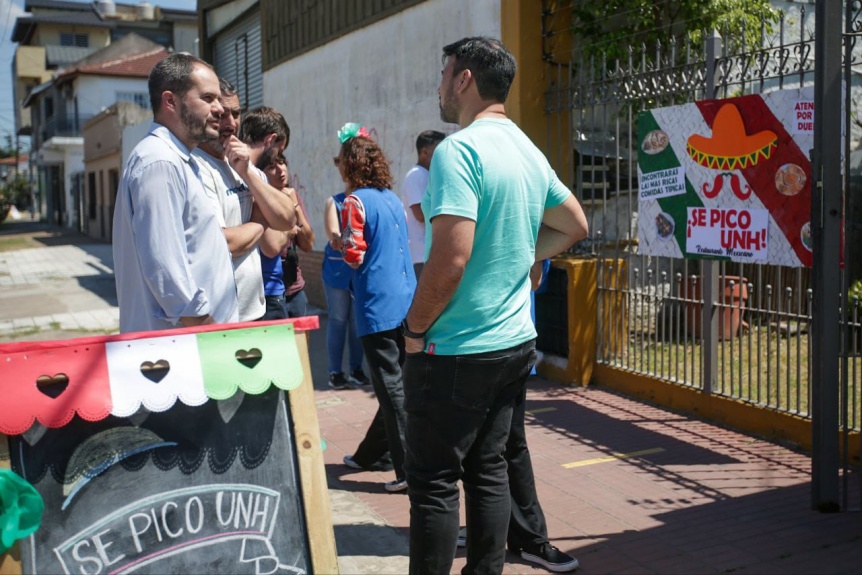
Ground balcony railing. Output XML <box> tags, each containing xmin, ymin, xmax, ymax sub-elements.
<box><xmin>38</xmin><ymin>114</ymin><xmax>93</xmax><ymax>144</ymax></box>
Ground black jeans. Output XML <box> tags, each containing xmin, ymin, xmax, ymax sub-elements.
<box><xmin>359</xmin><ymin>328</ymin><xmax>408</xmax><ymax>480</ymax></box>
<box><xmin>352</xmin><ymin>409</ymin><xmax>393</xmax><ymax>469</ymax></box>
<box><xmin>404</xmin><ymin>339</ymin><xmax>536</xmax><ymax>575</ymax></box>
<box><xmin>505</xmin><ymin>381</ymin><xmax>549</xmax><ymax>552</ymax></box>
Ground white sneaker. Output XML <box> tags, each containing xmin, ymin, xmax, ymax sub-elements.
<box><xmin>384</xmin><ymin>478</ymin><xmax>408</xmax><ymax>492</ymax></box>
<box><xmin>343</xmin><ymin>455</ymin><xmax>362</xmax><ymax>469</ymax></box>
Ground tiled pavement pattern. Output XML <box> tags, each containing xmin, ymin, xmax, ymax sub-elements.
<box><xmin>2</xmin><ymin>221</ymin><xmax>860</xmax><ymax>573</ymax></box>
<box><xmin>0</xmin><ymin>227</ymin><xmax>119</xmax><ymax>337</ymax></box>
<box><xmin>319</xmin><ymin>379</ymin><xmax>862</xmax><ymax>574</ymax></box>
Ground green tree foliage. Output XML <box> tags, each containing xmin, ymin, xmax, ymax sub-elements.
<box><xmin>573</xmin><ymin>0</ymin><xmax>780</xmax><ymax>64</ymax></box>
<box><xmin>0</xmin><ymin>175</ymin><xmax>31</xmax><ymax>208</ymax></box>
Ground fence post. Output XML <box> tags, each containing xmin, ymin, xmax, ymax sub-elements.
<box><xmin>811</xmin><ymin>0</ymin><xmax>842</xmax><ymax>512</ymax></box>
<box><xmin>702</xmin><ymin>30</ymin><xmax>722</xmax><ymax>394</ymax></box>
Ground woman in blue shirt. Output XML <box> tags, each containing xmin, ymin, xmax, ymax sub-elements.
<box><xmin>323</xmin><ymin>168</ymin><xmax>370</xmax><ymax>391</ymax></box>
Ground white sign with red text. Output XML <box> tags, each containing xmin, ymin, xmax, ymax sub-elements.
<box><xmin>686</xmin><ymin>207</ymin><xmax>769</xmax><ymax>263</ymax></box>
<box><xmin>792</xmin><ymin>100</ymin><xmax>814</xmax><ymax>134</ymax></box>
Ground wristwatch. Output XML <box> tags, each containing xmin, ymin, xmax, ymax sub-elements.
<box><xmin>401</xmin><ymin>318</ymin><xmax>426</xmax><ymax>339</ymax></box>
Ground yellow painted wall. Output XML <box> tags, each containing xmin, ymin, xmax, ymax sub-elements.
<box><xmin>501</xmin><ymin>0</ymin><xmax>573</xmax><ymax>176</ymax></box>
<box><xmin>34</xmin><ymin>25</ymin><xmax>110</xmax><ymax>48</ymax></box>
<box><xmin>500</xmin><ymin>0</ymin><xmax>547</xmax><ymax>150</ymax></box>
<box><xmin>14</xmin><ymin>46</ymin><xmax>48</xmax><ymax>79</ymax></box>
<box><xmin>537</xmin><ymin>256</ymin><xmax>626</xmax><ymax>387</ymax></box>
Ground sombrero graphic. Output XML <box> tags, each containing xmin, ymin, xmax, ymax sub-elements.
<box><xmin>687</xmin><ymin>103</ymin><xmax>777</xmax><ymax>199</ymax></box>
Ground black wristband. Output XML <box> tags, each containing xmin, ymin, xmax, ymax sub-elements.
<box><xmin>401</xmin><ymin>318</ymin><xmax>426</xmax><ymax>339</ymax></box>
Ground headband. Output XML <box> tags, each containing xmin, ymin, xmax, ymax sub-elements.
<box><xmin>337</xmin><ymin>122</ymin><xmax>371</xmax><ymax>144</ymax></box>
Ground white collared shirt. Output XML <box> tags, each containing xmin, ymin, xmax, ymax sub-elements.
<box><xmin>112</xmin><ymin>123</ymin><xmax>239</xmax><ymax>333</ymax></box>
<box><xmin>193</xmin><ymin>148</ymin><xmax>266</xmax><ymax>322</ymax></box>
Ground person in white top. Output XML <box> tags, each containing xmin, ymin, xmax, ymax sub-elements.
<box><xmin>193</xmin><ymin>92</ymin><xmax>297</xmax><ymax>322</ymax></box>
<box><xmin>113</xmin><ymin>53</ymin><xmax>237</xmax><ymax>332</ymax></box>
<box><xmin>400</xmin><ymin>130</ymin><xmax>446</xmax><ymax>280</ymax></box>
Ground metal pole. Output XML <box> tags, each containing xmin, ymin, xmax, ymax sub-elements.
<box><xmin>811</xmin><ymin>0</ymin><xmax>842</xmax><ymax>512</ymax></box>
<box><xmin>702</xmin><ymin>30</ymin><xmax>722</xmax><ymax>394</ymax></box>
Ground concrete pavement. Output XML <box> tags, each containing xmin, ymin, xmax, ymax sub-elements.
<box><xmin>1</xmin><ymin>220</ymin><xmax>860</xmax><ymax>574</ymax></box>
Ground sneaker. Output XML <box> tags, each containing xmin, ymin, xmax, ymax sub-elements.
<box><xmin>520</xmin><ymin>543</ymin><xmax>579</xmax><ymax>573</ymax></box>
<box><xmin>328</xmin><ymin>372</ymin><xmax>350</xmax><ymax>390</ymax></box>
<box><xmin>456</xmin><ymin>526</ymin><xmax>467</xmax><ymax>548</ymax></box>
<box><xmin>349</xmin><ymin>369</ymin><xmax>371</xmax><ymax>386</ymax></box>
<box><xmin>343</xmin><ymin>455</ymin><xmax>362</xmax><ymax>469</ymax></box>
<box><xmin>342</xmin><ymin>454</ymin><xmax>394</xmax><ymax>472</ymax></box>
<box><xmin>384</xmin><ymin>478</ymin><xmax>408</xmax><ymax>492</ymax></box>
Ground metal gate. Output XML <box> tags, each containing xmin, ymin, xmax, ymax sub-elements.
<box><xmin>542</xmin><ymin>1</ymin><xmax>861</xmax><ymax>510</ymax></box>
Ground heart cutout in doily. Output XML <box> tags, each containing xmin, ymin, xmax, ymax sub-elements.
<box><xmin>140</xmin><ymin>360</ymin><xmax>170</xmax><ymax>383</ymax></box>
<box><xmin>235</xmin><ymin>348</ymin><xmax>263</xmax><ymax>369</ymax></box>
<box><xmin>36</xmin><ymin>374</ymin><xmax>69</xmax><ymax>399</ymax></box>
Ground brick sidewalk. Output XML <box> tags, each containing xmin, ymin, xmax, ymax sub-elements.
<box><xmin>317</xmin><ymin>379</ymin><xmax>862</xmax><ymax>574</ymax></box>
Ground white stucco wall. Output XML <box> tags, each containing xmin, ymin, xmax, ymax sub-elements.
<box><xmin>75</xmin><ymin>76</ymin><xmax>151</xmax><ymax>117</ymax></box>
<box><xmin>263</xmin><ymin>0</ymin><xmax>501</xmax><ymax>251</ymax></box>
<box><xmin>121</xmin><ymin>120</ymin><xmax>153</xmax><ymax>167</ymax></box>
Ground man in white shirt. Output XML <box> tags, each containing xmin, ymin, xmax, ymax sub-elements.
<box><xmin>192</xmin><ymin>81</ymin><xmax>296</xmax><ymax>321</ymax></box>
<box><xmin>400</xmin><ymin>130</ymin><xmax>445</xmax><ymax>280</ymax></box>
<box><xmin>113</xmin><ymin>54</ymin><xmax>238</xmax><ymax>333</ymax></box>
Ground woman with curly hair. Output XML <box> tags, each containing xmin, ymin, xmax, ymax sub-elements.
<box><xmin>338</xmin><ymin>122</ymin><xmax>416</xmax><ymax>493</ymax></box>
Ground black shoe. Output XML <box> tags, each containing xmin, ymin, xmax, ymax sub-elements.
<box><xmin>520</xmin><ymin>543</ymin><xmax>579</xmax><ymax>573</ymax></box>
<box><xmin>328</xmin><ymin>372</ymin><xmax>350</xmax><ymax>390</ymax></box>
<box><xmin>349</xmin><ymin>369</ymin><xmax>371</xmax><ymax>386</ymax></box>
<box><xmin>342</xmin><ymin>454</ymin><xmax>394</xmax><ymax>472</ymax></box>
<box><xmin>456</xmin><ymin>526</ymin><xmax>467</xmax><ymax>548</ymax></box>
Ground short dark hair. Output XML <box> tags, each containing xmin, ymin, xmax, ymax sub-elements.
<box><xmin>239</xmin><ymin>107</ymin><xmax>290</xmax><ymax>147</ymax></box>
<box><xmin>148</xmin><ymin>53</ymin><xmax>212</xmax><ymax>113</ymax></box>
<box><xmin>442</xmin><ymin>37</ymin><xmax>516</xmax><ymax>103</ymax></box>
<box><xmin>219</xmin><ymin>77</ymin><xmax>238</xmax><ymax>99</ymax></box>
<box><xmin>416</xmin><ymin>130</ymin><xmax>446</xmax><ymax>154</ymax></box>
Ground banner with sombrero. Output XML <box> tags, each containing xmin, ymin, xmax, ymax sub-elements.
<box><xmin>637</xmin><ymin>88</ymin><xmax>813</xmax><ymax>267</ymax></box>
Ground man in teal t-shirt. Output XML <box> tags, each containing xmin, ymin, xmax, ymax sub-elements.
<box><xmin>402</xmin><ymin>37</ymin><xmax>589</xmax><ymax>575</ymax></box>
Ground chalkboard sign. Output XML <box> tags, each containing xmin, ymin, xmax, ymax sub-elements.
<box><xmin>0</xmin><ymin>319</ymin><xmax>337</xmax><ymax>575</ymax></box>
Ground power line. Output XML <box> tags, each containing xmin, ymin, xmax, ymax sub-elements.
<box><xmin>0</xmin><ymin>0</ymin><xmax>16</xmax><ymax>48</ymax></box>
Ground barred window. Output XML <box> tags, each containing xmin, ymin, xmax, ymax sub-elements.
<box><xmin>59</xmin><ymin>33</ymin><xmax>89</xmax><ymax>48</ymax></box>
<box><xmin>261</xmin><ymin>0</ymin><xmax>424</xmax><ymax>69</ymax></box>
<box><xmin>116</xmin><ymin>92</ymin><xmax>150</xmax><ymax>110</ymax></box>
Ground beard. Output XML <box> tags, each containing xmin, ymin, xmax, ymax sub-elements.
<box><xmin>179</xmin><ymin>100</ymin><xmax>217</xmax><ymax>144</ymax></box>
<box><xmin>439</xmin><ymin>93</ymin><xmax>459</xmax><ymax>124</ymax></box>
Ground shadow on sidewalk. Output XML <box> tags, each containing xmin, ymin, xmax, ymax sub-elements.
<box><xmin>546</xmin><ymin>481</ymin><xmax>860</xmax><ymax>574</ymax></box>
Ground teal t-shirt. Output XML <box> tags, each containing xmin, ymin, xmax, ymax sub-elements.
<box><xmin>422</xmin><ymin>118</ymin><xmax>571</xmax><ymax>354</ymax></box>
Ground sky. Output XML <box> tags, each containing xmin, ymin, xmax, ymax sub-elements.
<box><xmin>0</xmin><ymin>0</ymin><xmax>197</xmax><ymax>149</ymax></box>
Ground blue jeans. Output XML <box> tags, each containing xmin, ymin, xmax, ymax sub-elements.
<box><xmin>324</xmin><ymin>283</ymin><xmax>363</xmax><ymax>374</ymax></box>
<box><xmin>403</xmin><ymin>339</ymin><xmax>536</xmax><ymax>575</ymax></box>
<box><xmin>262</xmin><ymin>290</ymin><xmax>309</xmax><ymax>320</ymax></box>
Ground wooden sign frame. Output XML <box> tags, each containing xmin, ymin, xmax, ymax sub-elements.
<box><xmin>0</xmin><ymin>325</ymin><xmax>337</xmax><ymax>575</ymax></box>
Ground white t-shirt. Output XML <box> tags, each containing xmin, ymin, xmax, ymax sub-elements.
<box><xmin>193</xmin><ymin>149</ymin><xmax>266</xmax><ymax>322</ymax></box>
<box><xmin>400</xmin><ymin>164</ymin><xmax>429</xmax><ymax>264</ymax></box>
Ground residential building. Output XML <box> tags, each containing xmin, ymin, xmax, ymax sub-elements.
<box><xmin>10</xmin><ymin>0</ymin><xmax>197</xmax><ymax>227</ymax></box>
<box><xmin>83</xmin><ymin>102</ymin><xmax>150</xmax><ymax>242</ymax></box>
